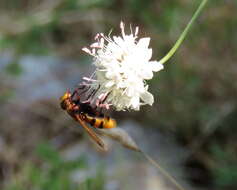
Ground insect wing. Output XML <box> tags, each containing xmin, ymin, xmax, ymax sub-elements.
<box><xmin>75</xmin><ymin>115</ymin><xmax>106</xmax><ymax>151</ymax></box>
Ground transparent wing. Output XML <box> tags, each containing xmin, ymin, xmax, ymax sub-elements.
<box><xmin>74</xmin><ymin>114</ymin><xmax>106</xmax><ymax>151</ymax></box>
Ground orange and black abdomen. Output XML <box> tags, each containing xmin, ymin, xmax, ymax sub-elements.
<box><xmin>84</xmin><ymin>114</ymin><xmax>116</xmax><ymax>129</ymax></box>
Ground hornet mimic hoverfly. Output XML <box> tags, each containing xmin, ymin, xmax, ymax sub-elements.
<box><xmin>60</xmin><ymin>85</ymin><xmax>116</xmax><ymax>150</ymax></box>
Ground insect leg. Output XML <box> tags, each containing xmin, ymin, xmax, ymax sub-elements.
<box><xmin>85</xmin><ymin>84</ymin><xmax>100</xmax><ymax>102</ymax></box>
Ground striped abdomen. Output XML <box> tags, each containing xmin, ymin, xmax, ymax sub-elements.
<box><xmin>84</xmin><ymin>114</ymin><xmax>116</xmax><ymax>129</ymax></box>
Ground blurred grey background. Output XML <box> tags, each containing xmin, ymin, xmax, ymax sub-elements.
<box><xmin>0</xmin><ymin>0</ymin><xmax>236</xmax><ymax>190</ymax></box>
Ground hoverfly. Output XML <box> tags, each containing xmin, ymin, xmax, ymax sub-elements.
<box><xmin>60</xmin><ymin>87</ymin><xmax>116</xmax><ymax>150</ymax></box>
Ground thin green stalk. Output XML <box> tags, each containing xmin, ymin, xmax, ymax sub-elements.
<box><xmin>159</xmin><ymin>0</ymin><xmax>209</xmax><ymax>65</ymax></box>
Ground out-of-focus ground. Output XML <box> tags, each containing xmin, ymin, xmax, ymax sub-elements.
<box><xmin>0</xmin><ymin>0</ymin><xmax>237</xmax><ymax>190</ymax></box>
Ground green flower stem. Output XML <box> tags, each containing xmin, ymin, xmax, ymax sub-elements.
<box><xmin>159</xmin><ymin>0</ymin><xmax>209</xmax><ymax>65</ymax></box>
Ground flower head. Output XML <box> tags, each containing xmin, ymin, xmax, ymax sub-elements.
<box><xmin>82</xmin><ymin>22</ymin><xmax>163</xmax><ymax>111</ymax></box>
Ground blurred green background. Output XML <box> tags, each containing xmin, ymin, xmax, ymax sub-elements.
<box><xmin>0</xmin><ymin>0</ymin><xmax>236</xmax><ymax>190</ymax></box>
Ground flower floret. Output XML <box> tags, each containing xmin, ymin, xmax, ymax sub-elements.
<box><xmin>82</xmin><ymin>21</ymin><xmax>163</xmax><ymax>111</ymax></box>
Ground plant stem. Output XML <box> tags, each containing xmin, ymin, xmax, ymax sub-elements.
<box><xmin>159</xmin><ymin>0</ymin><xmax>209</xmax><ymax>65</ymax></box>
<box><xmin>141</xmin><ymin>151</ymin><xmax>187</xmax><ymax>190</ymax></box>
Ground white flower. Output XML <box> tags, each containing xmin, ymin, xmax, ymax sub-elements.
<box><xmin>82</xmin><ymin>22</ymin><xmax>163</xmax><ymax>111</ymax></box>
